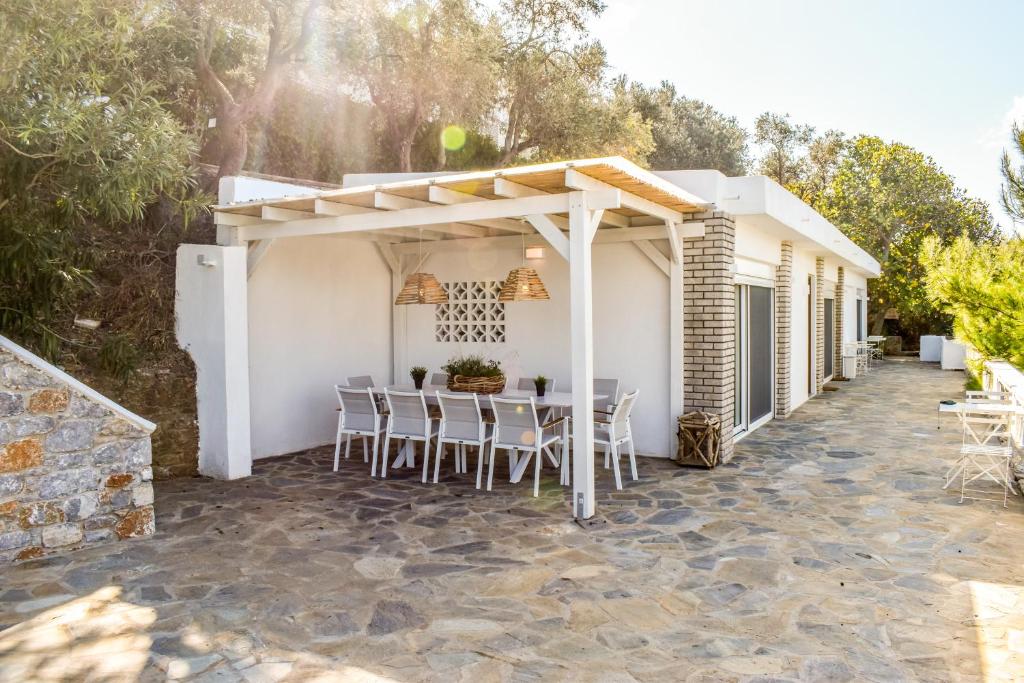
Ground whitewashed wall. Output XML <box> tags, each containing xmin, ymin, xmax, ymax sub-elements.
<box><xmin>247</xmin><ymin>236</ymin><xmax>392</xmax><ymax>459</ymax></box>
<box><xmin>402</xmin><ymin>242</ymin><xmax>673</xmax><ymax>457</ymax></box>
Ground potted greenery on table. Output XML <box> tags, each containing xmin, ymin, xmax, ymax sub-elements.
<box><xmin>410</xmin><ymin>366</ymin><xmax>427</xmax><ymax>390</ymax></box>
<box><xmin>441</xmin><ymin>354</ymin><xmax>505</xmax><ymax>394</ymax></box>
<box><xmin>533</xmin><ymin>375</ymin><xmax>548</xmax><ymax>397</ymax></box>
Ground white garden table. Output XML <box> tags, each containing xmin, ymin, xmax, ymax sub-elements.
<box><xmin>372</xmin><ymin>384</ymin><xmax>608</xmax><ymax>479</ymax></box>
<box><xmin>936</xmin><ymin>401</ymin><xmax>1021</xmax><ymax>489</ymax></box>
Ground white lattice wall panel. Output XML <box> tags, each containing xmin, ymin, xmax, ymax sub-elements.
<box><xmin>435</xmin><ymin>280</ymin><xmax>506</xmax><ymax>343</ymax></box>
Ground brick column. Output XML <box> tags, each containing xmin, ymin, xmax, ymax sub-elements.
<box><xmin>775</xmin><ymin>242</ymin><xmax>793</xmax><ymax>418</ymax></box>
<box><xmin>683</xmin><ymin>212</ymin><xmax>736</xmax><ymax>462</ymax></box>
<box><xmin>815</xmin><ymin>257</ymin><xmax>825</xmax><ymax>393</ymax></box>
<box><xmin>834</xmin><ymin>266</ymin><xmax>845</xmax><ymax>379</ymax></box>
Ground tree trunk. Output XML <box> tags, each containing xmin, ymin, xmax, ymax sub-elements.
<box><xmin>216</xmin><ymin>109</ymin><xmax>248</xmax><ymax>179</ymax></box>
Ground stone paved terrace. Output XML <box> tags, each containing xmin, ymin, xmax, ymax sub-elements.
<box><xmin>1</xmin><ymin>360</ymin><xmax>1023</xmax><ymax>682</ymax></box>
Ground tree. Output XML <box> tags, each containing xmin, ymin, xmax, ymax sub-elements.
<box><xmin>922</xmin><ymin>235</ymin><xmax>1024</xmax><ymax>369</ymax></box>
<box><xmin>338</xmin><ymin>0</ymin><xmax>499</xmax><ymax>172</ymax></box>
<box><xmin>1000</xmin><ymin>122</ymin><xmax>1024</xmax><ymax>224</ymax></box>
<box><xmin>191</xmin><ymin>0</ymin><xmax>323</xmax><ymax>179</ymax></box>
<box><xmin>813</xmin><ymin>136</ymin><xmax>999</xmax><ymax>337</ymax></box>
<box><xmin>628</xmin><ymin>81</ymin><xmax>748</xmax><ymax>175</ymax></box>
<box><xmin>753</xmin><ymin>112</ymin><xmax>814</xmax><ymax>186</ymax></box>
<box><xmin>0</xmin><ymin>0</ymin><xmax>200</xmax><ymax>357</ymax></box>
<box><xmin>790</xmin><ymin>130</ymin><xmax>845</xmax><ymax>204</ymax></box>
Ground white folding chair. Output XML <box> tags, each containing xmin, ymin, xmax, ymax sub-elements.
<box><xmin>333</xmin><ymin>386</ymin><xmax>386</xmax><ymax>475</ymax></box>
<box><xmin>487</xmin><ymin>396</ymin><xmax>564</xmax><ymax>496</ymax></box>
<box><xmin>965</xmin><ymin>390</ymin><xmax>1012</xmax><ymax>405</ymax></box>
<box><xmin>431</xmin><ymin>392</ymin><xmax>492</xmax><ymax>484</ymax></box>
<box><xmin>430</xmin><ymin>373</ymin><xmax>449</xmax><ymax>387</ymax></box>
<box><xmin>382</xmin><ymin>389</ymin><xmax>438</xmax><ymax>480</ymax></box>
<box><xmin>955</xmin><ymin>405</ymin><xmax>1016</xmax><ymax>507</ymax></box>
<box><xmin>589</xmin><ymin>389</ymin><xmax>640</xmax><ymax>489</ymax></box>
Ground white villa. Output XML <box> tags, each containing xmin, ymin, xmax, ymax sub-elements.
<box><xmin>175</xmin><ymin>157</ymin><xmax>880</xmax><ymax>519</ymax></box>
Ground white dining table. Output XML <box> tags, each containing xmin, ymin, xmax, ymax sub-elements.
<box><xmin>371</xmin><ymin>384</ymin><xmax>609</xmax><ymax>480</ymax></box>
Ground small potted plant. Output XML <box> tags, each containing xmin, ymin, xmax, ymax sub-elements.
<box><xmin>534</xmin><ymin>375</ymin><xmax>548</xmax><ymax>397</ymax></box>
<box><xmin>410</xmin><ymin>366</ymin><xmax>427</xmax><ymax>390</ymax></box>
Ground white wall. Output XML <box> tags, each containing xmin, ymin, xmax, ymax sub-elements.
<box><xmin>402</xmin><ymin>242</ymin><xmax>673</xmax><ymax>457</ymax></box>
<box><xmin>790</xmin><ymin>247</ymin><xmax>817</xmax><ymax>411</ymax></box>
<box><xmin>246</xmin><ymin>236</ymin><xmax>392</xmax><ymax>459</ymax></box>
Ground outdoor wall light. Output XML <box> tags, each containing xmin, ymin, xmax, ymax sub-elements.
<box><xmin>196</xmin><ymin>254</ymin><xmax>217</xmax><ymax>268</ymax></box>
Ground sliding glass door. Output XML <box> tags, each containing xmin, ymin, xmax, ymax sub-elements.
<box><xmin>734</xmin><ymin>284</ymin><xmax>775</xmax><ymax>436</ymax></box>
<box><xmin>823</xmin><ymin>297</ymin><xmax>835</xmax><ymax>381</ymax></box>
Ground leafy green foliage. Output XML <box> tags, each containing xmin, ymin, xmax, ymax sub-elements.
<box><xmin>922</xmin><ymin>235</ymin><xmax>1024</xmax><ymax>369</ymax></box>
<box><xmin>1000</xmin><ymin>123</ymin><xmax>1024</xmax><ymax>223</ymax></box>
<box><xmin>410</xmin><ymin>366</ymin><xmax>428</xmax><ymax>381</ymax></box>
<box><xmin>812</xmin><ymin>136</ymin><xmax>998</xmax><ymax>337</ymax></box>
<box><xmin>0</xmin><ymin>0</ymin><xmax>201</xmax><ymax>357</ymax></box>
<box><xmin>753</xmin><ymin>112</ymin><xmax>815</xmax><ymax>186</ymax></box>
<box><xmin>442</xmin><ymin>355</ymin><xmax>503</xmax><ymax>378</ymax></box>
<box><xmin>629</xmin><ymin>81</ymin><xmax>748</xmax><ymax>175</ymax></box>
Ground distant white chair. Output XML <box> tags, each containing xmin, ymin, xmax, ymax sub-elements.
<box><xmin>333</xmin><ymin>386</ymin><xmax>386</xmax><ymax>474</ymax></box>
<box><xmin>593</xmin><ymin>378</ymin><xmax>620</xmax><ymax>413</ymax></box>
<box><xmin>382</xmin><ymin>389</ymin><xmax>438</xmax><ymax>480</ymax></box>
<box><xmin>965</xmin><ymin>390</ymin><xmax>1012</xmax><ymax>405</ymax></box>
<box><xmin>487</xmin><ymin>396</ymin><xmax>564</xmax><ymax>496</ymax></box>
<box><xmin>347</xmin><ymin>375</ymin><xmax>375</xmax><ymax>389</ymax></box>
<box><xmin>431</xmin><ymin>392</ymin><xmax>492</xmax><ymax>484</ymax></box>
<box><xmin>955</xmin><ymin>405</ymin><xmax>1016</xmax><ymax>507</ymax></box>
<box><xmin>590</xmin><ymin>389</ymin><xmax>640</xmax><ymax>489</ymax></box>
<box><xmin>516</xmin><ymin>376</ymin><xmax>556</xmax><ymax>392</ymax></box>
<box><xmin>431</xmin><ymin>372</ymin><xmax>449</xmax><ymax>386</ymax></box>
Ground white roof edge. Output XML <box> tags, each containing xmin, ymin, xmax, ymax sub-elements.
<box><xmin>214</xmin><ymin>156</ymin><xmax>715</xmax><ymax>212</ymax></box>
<box><xmin>0</xmin><ymin>336</ymin><xmax>156</xmax><ymax>434</ymax></box>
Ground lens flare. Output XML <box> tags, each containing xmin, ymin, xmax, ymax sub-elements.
<box><xmin>441</xmin><ymin>125</ymin><xmax>467</xmax><ymax>151</ymax></box>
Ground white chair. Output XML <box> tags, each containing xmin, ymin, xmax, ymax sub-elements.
<box><xmin>591</xmin><ymin>389</ymin><xmax>640</xmax><ymax>490</ymax></box>
<box><xmin>382</xmin><ymin>389</ymin><xmax>438</xmax><ymax>480</ymax></box>
<box><xmin>516</xmin><ymin>376</ymin><xmax>556</xmax><ymax>393</ymax></box>
<box><xmin>431</xmin><ymin>373</ymin><xmax>449</xmax><ymax>386</ymax></box>
<box><xmin>432</xmin><ymin>392</ymin><xmax>492</xmax><ymax>484</ymax></box>
<box><xmin>347</xmin><ymin>375</ymin><xmax>375</xmax><ymax>389</ymax></box>
<box><xmin>965</xmin><ymin>390</ymin><xmax>1012</xmax><ymax>405</ymax></box>
<box><xmin>593</xmin><ymin>378</ymin><xmax>620</xmax><ymax>413</ymax></box>
<box><xmin>333</xmin><ymin>386</ymin><xmax>386</xmax><ymax>474</ymax></box>
<box><xmin>487</xmin><ymin>396</ymin><xmax>565</xmax><ymax>496</ymax></box>
<box><xmin>955</xmin><ymin>405</ymin><xmax>1016</xmax><ymax>507</ymax></box>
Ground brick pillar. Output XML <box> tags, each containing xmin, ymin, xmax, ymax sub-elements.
<box><xmin>815</xmin><ymin>257</ymin><xmax>825</xmax><ymax>393</ymax></box>
<box><xmin>834</xmin><ymin>266</ymin><xmax>845</xmax><ymax>379</ymax></box>
<box><xmin>683</xmin><ymin>212</ymin><xmax>736</xmax><ymax>462</ymax></box>
<box><xmin>775</xmin><ymin>242</ymin><xmax>793</xmax><ymax>418</ymax></box>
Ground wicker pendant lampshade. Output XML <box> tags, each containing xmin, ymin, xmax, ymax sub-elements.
<box><xmin>498</xmin><ymin>266</ymin><xmax>550</xmax><ymax>302</ymax></box>
<box><xmin>395</xmin><ymin>272</ymin><xmax>448</xmax><ymax>305</ymax></box>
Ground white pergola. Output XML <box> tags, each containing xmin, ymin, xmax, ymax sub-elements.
<box><xmin>212</xmin><ymin>157</ymin><xmax>711</xmax><ymax>518</ymax></box>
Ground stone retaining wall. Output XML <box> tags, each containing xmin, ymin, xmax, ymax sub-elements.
<box><xmin>0</xmin><ymin>337</ymin><xmax>156</xmax><ymax>562</ymax></box>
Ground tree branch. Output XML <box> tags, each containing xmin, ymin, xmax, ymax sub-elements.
<box><xmin>195</xmin><ymin>16</ymin><xmax>234</xmax><ymax>110</ymax></box>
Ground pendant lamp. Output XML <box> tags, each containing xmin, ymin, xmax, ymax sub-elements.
<box><xmin>498</xmin><ymin>235</ymin><xmax>550</xmax><ymax>302</ymax></box>
<box><xmin>395</xmin><ymin>229</ymin><xmax>448</xmax><ymax>305</ymax></box>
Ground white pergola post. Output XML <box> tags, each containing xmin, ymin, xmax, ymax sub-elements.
<box><xmin>569</xmin><ymin>192</ymin><xmax>596</xmax><ymax>519</ymax></box>
<box><xmin>666</xmin><ymin>221</ymin><xmax>683</xmax><ymax>452</ymax></box>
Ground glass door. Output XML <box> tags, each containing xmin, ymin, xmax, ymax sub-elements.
<box><xmin>734</xmin><ymin>284</ymin><xmax>775</xmax><ymax>437</ymax></box>
<box><xmin>823</xmin><ymin>297</ymin><xmax>835</xmax><ymax>381</ymax></box>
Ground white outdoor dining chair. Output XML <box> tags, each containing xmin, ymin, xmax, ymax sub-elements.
<box><xmin>431</xmin><ymin>392</ymin><xmax>492</xmax><ymax>484</ymax></box>
<box><xmin>382</xmin><ymin>388</ymin><xmax>438</xmax><ymax>480</ymax></box>
<box><xmin>347</xmin><ymin>375</ymin><xmax>375</xmax><ymax>389</ymax></box>
<box><xmin>593</xmin><ymin>378</ymin><xmax>620</xmax><ymax>413</ymax></box>
<box><xmin>516</xmin><ymin>376</ymin><xmax>557</xmax><ymax>392</ymax></box>
<box><xmin>333</xmin><ymin>386</ymin><xmax>386</xmax><ymax>475</ymax></box>
<box><xmin>955</xmin><ymin>404</ymin><xmax>1016</xmax><ymax>507</ymax></box>
<box><xmin>487</xmin><ymin>396</ymin><xmax>565</xmax><ymax>496</ymax></box>
<box><xmin>431</xmin><ymin>373</ymin><xmax>449</xmax><ymax>386</ymax></box>
<box><xmin>591</xmin><ymin>389</ymin><xmax>640</xmax><ymax>489</ymax></box>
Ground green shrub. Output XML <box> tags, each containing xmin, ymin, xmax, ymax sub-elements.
<box><xmin>441</xmin><ymin>354</ymin><xmax>502</xmax><ymax>378</ymax></box>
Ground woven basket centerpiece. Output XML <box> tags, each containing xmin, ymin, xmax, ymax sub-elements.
<box><xmin>447</xmin><ymin>374</ymin><xmax>506</xmax><ymax>394</ymax></box>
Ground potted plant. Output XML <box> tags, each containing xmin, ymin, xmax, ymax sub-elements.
<box><xmin>441</xmin><ymin>355</ymin><xmax>505</xmax><ymax>394</ymax></box>
<box><xmin>410</xmin><ymin>366</ymin><xmax>427</xmax><ymax>390</ymax></box>
<box><xmin>534</xmin><ymin>375</ymin><xmax>548</xmax><ymax>397</ymax></box>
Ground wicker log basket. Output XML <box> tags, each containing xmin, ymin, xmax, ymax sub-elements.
<box><xmin>447</xmin><ymin>374</ymin><xmax>506</xmax><ymax>394</ymax></box>
<box><xmin>675</xmin><ymin>411</ymin><xmax>722</xmax><ymax>468</ymax></box>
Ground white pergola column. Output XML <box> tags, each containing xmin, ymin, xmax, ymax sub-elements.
<box><xmin>569</xmin><ymin>192</ymin><xmax>596</xmax><ymax>519</ymax></box>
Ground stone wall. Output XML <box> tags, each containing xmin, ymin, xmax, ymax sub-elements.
<box><xmin>775</xmin><ymin>241</ymin><xmax>793</xmax><ymax>418</ymax></box>
<box><xmin>682</xmin><ymin>211</ymin><xmax>736</xmax><ymax>463</ymax></box>
<box><xmin>0</xmin><ymin>337</ymin><xmax>155</xmax><ymax>562</ymax></box>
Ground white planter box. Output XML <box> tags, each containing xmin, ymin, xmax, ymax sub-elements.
<box><xmin>920</xmin><ymin>335</ymin><xmax>944</xmax><ymax>362</ymax></box>
<box><xmin>941</xmin><ymin>338</ymin><xmax>967</xmax><ymax>370</ymax></box>
<box><xmin>843</xmin><ymin>356</ymin><xmax>858</xmax><ymax>379</ymax></box>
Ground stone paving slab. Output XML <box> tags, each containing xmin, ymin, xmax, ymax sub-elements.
<box><xmin>0</xmin><ymin>360</ymin><xmax>1022</xmax><ymax>681</ymax></box>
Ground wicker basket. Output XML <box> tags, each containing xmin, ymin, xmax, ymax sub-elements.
<box><xmin>447</xmin><ymin>374</ymin><xmax>506</xmax><ymax>394</ymax></box>
<box><xmin>675</xmin><ymin>411</ymin><xmax>721</xmax><ymax>468</ymax></box>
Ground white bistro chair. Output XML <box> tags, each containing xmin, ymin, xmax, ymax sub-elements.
<box><xmin>431</xmin><ymin>392</ymin><xmax>492</xmax><ymax>484</ymax></box>
<box><xmin>591</xmin><ymin>389</ymin><xmax>640</xmax><ymax>489</ymax></box>
<box><xmin>382</xmin><ymin>389</ymin><xmax>438</xmax><ymax>480</ymax></box>
<box><xmin>487</xmin><ymin>396</ymin><xmax>565</xmax><ymax>496</ymax></box>
<box><xmin>954</xmin><ymin>404</ymin><xmax>1017</xmax><ymax>507</ymax></box>
<box><xmin>333</xmin><ymin>386</ymin><xmax>386</xmax><ymax>474</ymax></box>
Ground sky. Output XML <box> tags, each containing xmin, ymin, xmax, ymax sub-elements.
<box><xmin>591</xmin><ymin>0</ymin><xmax>1023</xmax><ymax>235</ymax></box>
